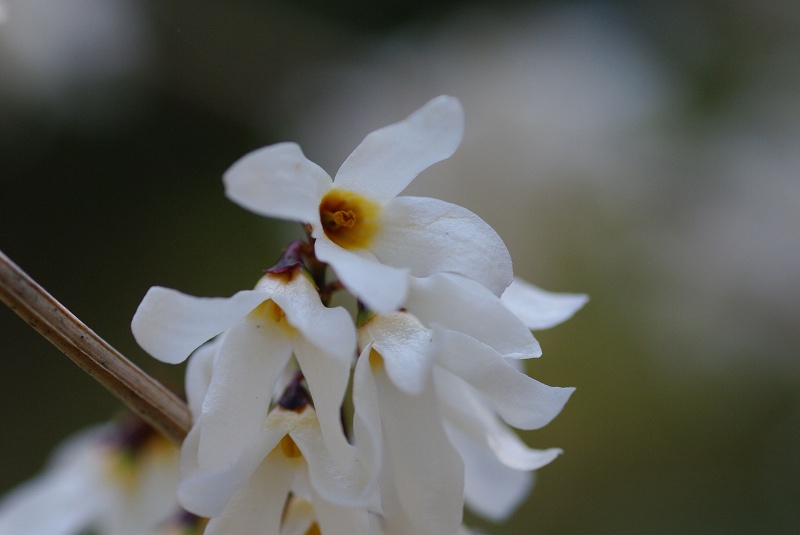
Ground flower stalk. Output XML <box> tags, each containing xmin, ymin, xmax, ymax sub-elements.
<box><xmin>0</xmin><ymin>248</ymin><xmax>191</xmax><ymax>444</ymax></box>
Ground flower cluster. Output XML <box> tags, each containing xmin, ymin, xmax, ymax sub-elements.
<box><xmin>131</xmin><ymin>96</ymin><xmax>585</xmax><ymax>534</ymax></box>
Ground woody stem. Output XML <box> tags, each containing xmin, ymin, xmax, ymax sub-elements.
<box><xmin>0</xmin><ymin>249</ymin><xmax>191</xmax><ymax>444</ymax></box>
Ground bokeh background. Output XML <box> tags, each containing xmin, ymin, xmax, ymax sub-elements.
<box><xmin>1</xmin><ymin>0</ymin><xmax>799</xmax><ymax>533</ymax></box>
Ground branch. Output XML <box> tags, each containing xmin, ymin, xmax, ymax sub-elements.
<box><xmin>0</xmin><ymin>249</ymin><xmax>191</xmax><ymax>444</ymax></box>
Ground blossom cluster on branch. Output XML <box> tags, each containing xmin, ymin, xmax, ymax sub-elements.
<box><xmin>0</xmin><ymin>96</ymin><xmax>585</xmax><ymax>535</ymax></box>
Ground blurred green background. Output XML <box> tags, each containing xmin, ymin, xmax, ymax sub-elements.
<box><xmin>1</xmin><ymin>0</ymin><xmax>799</xmax><ymax>533</ymax></box>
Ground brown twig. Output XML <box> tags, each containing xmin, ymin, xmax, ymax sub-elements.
<box><xmin>0</xmin><ymin>249</ymin><xmax>191</xmax><ymax>444</ymax></box>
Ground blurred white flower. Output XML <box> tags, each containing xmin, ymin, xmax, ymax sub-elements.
<box><xmin>0</xmin><ymin>417</ymin><xmax>179</xmax><ymax>535</ymax></box>
<box><xmin>0</xmin><ymin>0</ymin><xmax>149</xmax><ymax>98</ymax></box>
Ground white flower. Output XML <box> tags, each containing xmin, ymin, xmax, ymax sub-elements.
<box><xmin>0</xmin><ymin>418</ymin><xmax>179</xmax><ymax>535</ymax></box>
<box><xmin>223</xmin><ymin>95</ymin><xmax>513</xmax><ymax>313</ymax></box>
<box><xmin>355</xmin><ymin>312</ymin><xmax>574</xmax><ymax>532</ymax></box>
<box><xmin>131</xmin><ymin>269</ymin><xmax>359</xmax><ymax>510</ymax></box>
<box><xmin>179</xmin><ymin>404</ymin><xmax>377</xmax><ymax>533</ymax></box>
<box><xmin>179</xmin><ymin>354</ymin><xmax>380</xmax><ymax>535</ymax></box>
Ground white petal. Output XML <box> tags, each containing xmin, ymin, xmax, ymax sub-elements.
<box><xmin>131</xmin><ymin>286</ymin><xmax>271</xmax><ymax>364</ymax></box>
<box><xmin>0</xmin><ymin>433</ymin><xmax>110</xmax><ymax>535</ymax></box>
<box><xmin>447</xmin><ymin>424</ymin><xmax>533</xmax><ymax>521</ymax></box>
<box><xmin>290</xmin><ymin>407</ymin><xmax>377</xmax><ymax>509</ymax></box>
<box><xmin>501</xmin><ymin>278</ymin><xmax>589</xmax><ymax>330</ymax></box>
<box><xmin>436</xmin><ymin>371</ymin><xmax>563</xmax><ymax>471</ymax></box>
<box><xmin>359</xmin><ymin>313</ymin><xmax>435</xmax><ymax>395</ymax></box>
<box><xmin>293</xmin><ymin>337</ymin><xmax>352</xmax><ymax>462</ymax></box>
<box><xmin>351</xmin><ymin>345</ymin><xmax>384</xmax><ymax>511</ymax></box>
<box><xmin>373</xmin><ymin>197</ymin><xmax>512</xmax><ymax>296</ymax></box>
<box><xmin>315</xmin><ymin>238</ymin><xmax>409</xmax><ymax>313</ymax></box>
<box><xmin>407</xmin><ymin>273</ymin><xmax>541</xmax><ymax>359</ymax></box>
<box><xmin>273</xmin><ymin>273</ymin><xmax>356</xmax><ymax>362</ymax></box>
<box><xmin>281</xmin><ymin>498</ymin><xmax>316</xmax><ymax>535</ymax></box>
<box><xmin>178</xmin><ymin>418</ymin><xmax>285</xmax><ymax>517</ymax></box>
<box><xmin>311</xmin><ymin>486</ymin><xmax>371</xmax><ymax>535</ymax></box>
<box><xmin>198</xmin><ymin>317</ymin><xmax>293</xmax><ymax>472</ymax></box>
<box><xmin>184</xmin><ymin>341</ymin><xmax>218</xmax><ymax>420</ymax></box>
<box><xmin>203</xmin><ymin>449</ymin><xmax>295</xmax><ymax>535</ymax></box>
<box><xmin>435</xmin><ymin>329</ymin><xmax>573</xmax><ymax>430</ymax></box>
<box><xmin>223</xmin><ymin>142</ymin><xmax>332</xmax><ymax>224</ymax></box>
<box><xmin>373</xmin><ymin>363</ymin><xmax>464</xmax><ymax>534</ymax></box>
<box><xmin>334</xmin><ymin>96</ymin><xmax>464</xmax><ymax>204</ymax></box>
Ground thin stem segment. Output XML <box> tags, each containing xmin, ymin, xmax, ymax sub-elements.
<box><xmin>0</xmin><ymin>249</ymin><xmax>191</xmax><ymax>444</ymax></box>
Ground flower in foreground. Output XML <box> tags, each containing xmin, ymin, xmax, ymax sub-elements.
<box><xmin>131</xmin><ymin>268</ymin><xmax>357</xmax><ymax>496</ymax></box>
<box><xmin>223</xmin><ymin>95</ymin><xmax>513</xmax><ymax>313</ymax></box>
<box><xmin>355</xmin><ymin>310</ymin><xmax>574</xmax><ymax>532</ymax></box>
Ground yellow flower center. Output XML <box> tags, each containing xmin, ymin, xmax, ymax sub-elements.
<box><xmin>279</xmin><ymin>435</ymin><xmax>303</xmax><ymax>459</ymax></box>
<box><xmin>319</xmin><ymin>189</ymin><xmax>381</xmax><ymax>249</ymax></box>
<box><xmin>248</xmin><ymin>300</ymin><xmax>295</xmax><ymax>334</ymax></box>
<box><xmin>305</xmin><ymin>523</ymin><xmax>322</xmax><ymax>535</ymax></box>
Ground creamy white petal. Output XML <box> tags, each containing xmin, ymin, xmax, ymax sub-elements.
<box><xmin>373</xmin><ymin>197</ymin><xmax>512</xmax><ymax>296</ymax></box>
<box><xmin>501</xmin><ymin>278</ymin><xmax>589</xmax><ymax>330</ymax></box>
<box><xmin>184</xmin><ymin>341</ymin><xmax>218</xmax><ymax>420</ymax></box>
<box><xmin>315</xmin><ymin>238</ymin><xmax>409</xmax><ymax>313</ymax></box>
<box><xmin>198</xmin><ymin>317</ymin><xmax>293</xmax><ymax>472</ymax></box>
<box><xmin>435</xmin><ymin>329</ymin><xmax>573</xmax><ymax>430</ymax></box>
<box><xmin>178</xmin><ymin>418</ymin><xmax>285</xmax><ymax>517</ymax></box>
<box><xmin>204</xmin><ymin>449</ymin><xmax>295</xmax><ymax>535</ymax></box>
<box><xmin>223</xmin><ymin>142</ymin><xmax>332</xmax><ymax>225</ymax></box>
<box><xmin>290</xmin><ymin>407</ymin><xmax>377</xmax><ymax>509</ymax></box>
<box><xmin>273</xmin><ymin>273</ymin><xmax>356</xmax><ymax>362</ymax></box>
<box><xmin>132</xmin><ymin>286</ymin><xmax>272</xmax><ymax>364</ymax></box>
<box><xmin>359</xmin><ymin>313</ymin><xmax>435</xmax><ymax>395</ymax></box>
<box><xmin>447</xmin><ymin>424</ymin><xmax>533</xmax><ymax>521</ymax></box>
<box><xmin>436</xmin><ymin>371</ymin><xmax>563</xmax><ymax>471</ymax></box>
<box><xmin>374</xmin><ymin>362</ymin><xmax>464</xmax><ymax>534</ymax></box>
<box><xmin>407</xmin><ymin>273</ymin><xmax>541</xmax><ymax>359</ymax></box>
<box><xmin>281</xmin><ymin>498</ymin><xmax>316</xmax><ymax>535</ymax></box>
<box><xmin>0</xmin><ymin>436</ymin><xmax>110</xmax><ymax>535</ymax></box>
<box><xmin>351</xmin><ymin>345</ymin><xmax>384</xmax><ymax>511</ymax></box>
<box><xmin>310</xmin><ymin>485</ymin><xmax>371</xmax><ymax>535</ymax></box>
<box><xmin>293</xmin><ymin>337</ymin><xmax>352</xmax><ymax>462</ymax></box>
<box><xmin>334</xmin><ymin>96</ymin><xmax>464</xmax><ymax>204</ymax></box>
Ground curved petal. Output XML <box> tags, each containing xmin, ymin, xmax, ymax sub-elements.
<box><xmin>373</xmin><ymin>362</ymin><xmax>464</xmax><ymax>534</ymax></box>
<box><xmin>407</xmin><ymin>273</ymin><xmax>541</xmax><ymax>359</ymax></box>
<box><xmin>184</xmin><ymin>341</ymin><xmax>218</xmax><ymax>420</ymax></box>
<box><xmin>358</xmin><ymin>313</ymin><xmax>435</xmax><ymax>396</ymax></box>
<box><xmin>198</xmin><ymin>317</ymin><xmax>293</xmax><ymax>472</ymax></box>
<box><xmin>293</xmin><ymin>337</ymin><xmax>352</xmax><ymax>462</ymax></box>
<box><xmin>334</xmin><ymin>96</ymin><xmax>464</xmax><ymax>204</ymax></box>
<box><xmin>447</xmin><ymin>423</ymin><xmax>533</xmax><ymax>521</ymax></box>
<box><xmin>351</xmin><ymin>345</ymin><xmax>383</xmax><ymax>505</ymax></box>
<box><xmin>131</xmin><ymin>286</ymin><xmax>270</xmax><ymax>364</ymax></box>
<box><xmin>501</xmin><ymin>278</ymin><xmax>589</xmax><ymax>330</ymax></box>
<box><xmin>290</xmin><ymin>407</ymin><xmax>377</xmax><ymax>509</ymax></box>
<box><xmin>178</xmin><ymin>419</ymin><xmax>285</xmax><ymax>517</ymax></box>
<box><xmin>223</xmin><ymin>142</ymin><xmax>332</xmax><ymax>225</ymax></box>
<box><xmin>436</xmin><ymin>369</ymin><xmax>563</xmax><ymax>471</ymax></box>
<box><xmin>203</xmin><ymin>450</ymin><xmax>295</xmax><ymax>535</ymax></box>
<box><xmin>372</xmin><ymin>197</ymin><xmax>512</xmax><ymax>296</ymax></box>
<box><xmin>435</xmin><ymin>329</ymin><xmax>573</xmax><ymax>430</ymax></box>
<box><xmin>315</xmin><ymin>238</ymin><xmax>409</xmax><ymax>313</ymax></box>
<box><xmin>273</xmin><ymin>273</ymin><xmax>356</xmax><ymax>362</ymax></box>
